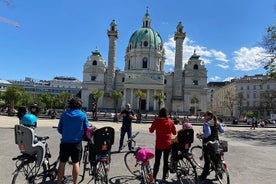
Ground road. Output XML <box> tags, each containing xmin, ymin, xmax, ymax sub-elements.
<box><xmin>1</xmin><ymin>116</ymin><xmax>275</xmax><ymax>184</ymax></box>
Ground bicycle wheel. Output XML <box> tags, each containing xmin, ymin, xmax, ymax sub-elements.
<box><xmin>124</xmin><ymin>150</ymin><xmax>140</xmax><ymax>177</ymax></box>
<box><xmin>176</xmin><ymin>156</ymin><xmax>198</xmax><ymax>184</ymax></box>
<box><xmin>216</xmin><ymin>161</ymin><xmax>230</xmax><ymax>184</ymax></box>
<box><xmin>12</xmin><ymin>160</ymin><xmax>46</xmax><ymax>184</ymax></box>
<box><xmin>80</xmin><ymin>146</ymin><xmax>90</xmax><ymax>181</ymax></box>
<box><xmin>190</xmin><ymin>145</ymin><xmax>204</xmax><ymax>169</ymax></box>
<box><xmin>94</xmin><ymin>161</ymin><xmax>108</xmax><ymax>184</ymax></box>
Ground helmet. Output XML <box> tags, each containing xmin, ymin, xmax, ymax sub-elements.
<box><xmin>182</xmin><ymin>122</ymin><xmax>193</xmax><ymax>129</ymax></box>
<box><xmin>21</xmin><ymin>114</ymin><xmax>37</xmax><ymax>127</ymax></box>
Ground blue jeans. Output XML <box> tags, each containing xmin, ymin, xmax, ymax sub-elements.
<box><xmin>119</xmin><ymin>126</ymin><xmax>132</xmax><ymax>150</ymax></box>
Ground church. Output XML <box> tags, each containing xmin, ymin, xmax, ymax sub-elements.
<box><xmin>81</xmin><ymin>9</ymin><xmax>207</xmax><ymax>115</ymax></box>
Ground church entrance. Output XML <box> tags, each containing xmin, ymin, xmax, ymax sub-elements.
<box><xmin>141</xmin><ymin>99</ymin><xmax>146</xmax><ymax>112</ymax></box>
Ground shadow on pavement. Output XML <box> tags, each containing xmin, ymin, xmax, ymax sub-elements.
<box><xmin>224</xmin><ymin>129</ymin><xmax>276</xmax><ymax>146</ymax></box>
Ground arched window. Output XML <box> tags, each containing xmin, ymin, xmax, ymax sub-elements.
<box><xmin>142</xmin><ymin>57</ymin><xmax>148</xmax><ymax>68</ymax></box>
<box><xmin>92</xmin><ymin>60</ymin><xmax>97</xmax><ymax>65</ymax></box>
<box><xmin>143</xmin><ymin>41</ymin><xmax>148</xmax><ymax>47</ymax></box>
<box><xmin>193</xmin><ymin>64</ymin><xmax>198</xmax><ymax>70</ymax></box>
<box><xmin>91</xmin><ymin>76</ymin><xmax>96</xmax><ymax>81</ymax></box>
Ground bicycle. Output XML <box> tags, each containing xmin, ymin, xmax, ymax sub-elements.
<box><xmin>120</xmin><ymin>131</ymin><xmax>140</xmax><ymax>151</ymax></box>
<box><xmin>168</xmin><ymin>128</ymin><xmax>199</xmax><ymax>184</ymax></box>
<box><xmin>124</xmin><ymin>132</ymin><xmax>155</xmax><ymax>184</ymax></box>
<box><xmin>191</xmin><ymin>135</ymin><xmax>230</xmax><ymax>184</ymax></box>
<box><xmin>79</xmin><ymin>126</ymin><xmax>115</xmax><ymax>184</ymax></box>
<box><xmin>12</xmin><ymin>124</ymin><xmax>73</xmax><ymax>184</ymax></box>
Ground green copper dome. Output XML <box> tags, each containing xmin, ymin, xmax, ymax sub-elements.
<box><xmin>129</xmin><ymin>27</ymin><xmax>163</xmax><ymax>49</ymax></box>
<box><xmin>128</xmin><ymin>9</ymin><xmax>163</xmax><ymax>50</ymax></box>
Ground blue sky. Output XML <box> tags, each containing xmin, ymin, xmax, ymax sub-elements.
<box><xmin>0</xmin><ymin>0</ymin><xmax>275</xmax><ymax>82</ymax></box>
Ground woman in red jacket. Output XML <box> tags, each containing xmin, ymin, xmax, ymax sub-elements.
<box><xmin>149</xmin><ymin>107</ymin><xmax>177</xmax><ymax>183</ymax></box>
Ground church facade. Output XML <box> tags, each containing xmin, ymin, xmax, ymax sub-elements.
<box><xmin>81</xmin><ymin>10</ymin><xmax>208</xmax><ymax>115</ymax></box>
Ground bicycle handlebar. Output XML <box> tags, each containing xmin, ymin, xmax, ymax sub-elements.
<box><xmin>132</xmin><ymin>131</ymin><xmax>140</xmax><ymax>139</ymax></box>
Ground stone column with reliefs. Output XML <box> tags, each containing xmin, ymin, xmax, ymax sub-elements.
<box><xmin>106</xmin><ymin>20</ymin><xmax>119</xmax><ymax>93</ymax></box>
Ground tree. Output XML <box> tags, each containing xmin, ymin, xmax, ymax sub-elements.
<box><xmin>90</xmin><ymin>90</ymin><xmax>104</xmax><ymax>120</ymax></box>
<box><xmin>223</xmin><ymin>90</ymin><xmax>235</xmax><ymax>118</ymax></box>
<box><xmin>56</xmin><ymin>92</ymin><xmax>73</xmax><ymax>111</ymax></box>
<box><xmin>153</xmin><ymin>93</ymin><xmax>166</xmax><ymax>111</ymax></box>
<box><xmin>5</xmin><ymin>86</ymin><xmax>24</xmax><ymax>114</ymax></box>
<box><xmin>236</xmin><ymin>92</ymin><xmax>246</xmax><ymax>118</ymax></box>
<box><xmin>261</xmin><ymin>25</ymin><xmax>276</xmax><ymax>78</ymax></box>
<box><xmin>110</xmin><ymin>90</ymin><xmax>123</xmax><ymax>122</ymax></box>
<box><xmin>134</xmin><ymin>90</ymin><xmax>146</xmax><ymax>122</ymax></box>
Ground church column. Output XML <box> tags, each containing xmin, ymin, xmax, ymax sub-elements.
<box><xmin>106</xmin><ymin>20</ymin><xmax>119</xmax><ymax>93</ymax></box>
<box><xmin>147</xmin><ymin>89</ymin><xmax>150</xmax><ymax>111</ymax></box>
<box><xmin>153</xmin><ymin>90</ymin><xmax>156</xmax><ymax>110</ymax></box>
<box><xmin>122</xmin><ymin>88</ymin><xmax>127</xmax><ymax>109</ymax></box>
<box><xmin>130</xmin><ymin>88</ymin><xmax>134</xmax><ymax>107</ymax></box>
<box><xmin>173</xmin><ymin>22</ymin><xmax>185</xmax><ymax>98</ymax></box>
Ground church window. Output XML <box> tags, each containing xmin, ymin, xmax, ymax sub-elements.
<box><xmin>92</xmin><ymin>60</ymin><xmax>97</xmax><ymax>65</ymax></box>
<box><xmin>91</xmin><ymin>76</ymin><xmax>96</xmax><ymax>81</ymax></box>
<box><xmin>143</xmin><ymin>41</ymin><xmax>148</xmax><ymax>47</ymax></box>
<box><xmin>128</xmin><ymin>60</ymin><xmax>130</xmax><ymax>70</ymax></box>
<box><xmin>164</xmin><ymin>79</ymin><xmax>167</xmax><ymax>84</ymax></box>
<box><xmin>143</xmin><ymin>57</ymin><xmax>148</xmax><ymax>68</ymax></box>
<box><xmin>193</xmin><ymin>64</ymin><xmax>198</xmax><ymax>70</ymax></box>
<box><xmin>193</xmin><ymin>80</ymin><xmax>198</xmax><ymax>85</ymax></box>
<box><xmin>122</xmin><ymin>77</ymin><xmax>125</xmax><ymax>82</ymax></box>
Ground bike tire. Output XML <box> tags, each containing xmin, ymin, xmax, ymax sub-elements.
<box><xmin>83</xmin><ymin>146</ymin><xmax>90</xmax><ymax>176</ymax></box>
<box><xmin>216</xmin><ymin>161</ymin><xmax>230</xmax><ymax>184</ymax></box>
<box><xmin>124</xmin><ymin>150</ymin><xmax>140</xmax><ymax>177</ymax></box>
<box><xmin>94</xmin><ymin>161</ymin><xmax>108</xmax><ymax>184</ymax></box>
<box><xmin>190</xmin><ymin>145</ymin><xmax>204</xmax><ymax>169</ymax></box>
<box><xmin>12</xmin><ymin>160</ymin><xmax>46</xmax><ymax>184</ymax></box>
<box><xmin>176</xmin><ymin>156</ymin><xmax>199</xmax><ymax>184</ymax></box>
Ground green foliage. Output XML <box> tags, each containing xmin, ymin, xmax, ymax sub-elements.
<box><xmin>244</xmin><ymin>111</ymin><xmax>255</xmax><ymax>118</ymax></box>
<box><xmin>5</xmin><ymin>85</ymin><xmax>24</xmax><ymax>111</ymax></box>
<box><xmin>262</xmin><ymin>25</ymin><xmax>276</xmax><ymax>78</ymax></box>
<box><xmin>110</xmin><ymin>90</ymin><xmax>123</xmax><ymax>122</ymax></box>
<box><xmin>153</xmin><ymin>93</ymin><xmax>166</xmax><ymax>110</ymax></box>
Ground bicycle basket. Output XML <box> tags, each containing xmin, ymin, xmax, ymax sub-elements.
<box><xmin>219</xmin><ymin>140</ymin><xmax>228</xmax><ymax>152</ymax></box>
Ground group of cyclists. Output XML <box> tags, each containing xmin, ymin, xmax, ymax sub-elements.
<box><xmin>15</xmin><ymin>98</ymin><xmax>226</xmax><ymax>184</ymax></box>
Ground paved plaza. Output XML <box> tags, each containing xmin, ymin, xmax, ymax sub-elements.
<box><xmin>1</xmin><ymin>116</ymin><xmax>276</xmax><ymax>184</ymax></box>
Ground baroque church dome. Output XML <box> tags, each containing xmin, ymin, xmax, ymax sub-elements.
<box><xmin>127</xmin><ymin>9</ymin><xmax>163</xmax><ymax>50</ymax></box>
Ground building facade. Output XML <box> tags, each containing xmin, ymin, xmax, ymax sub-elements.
<box><xmin>81</xmin><ymin>10</ymin><xmax>208</xmax><ymax>114</ymax></box>
<box><xmin>7</xmin><ymin>76</ymin><xmax>81</xmax><ymax>96</ymax></box>
<box><xmin>212</xmin><ymin>74</ymin><xmax>276</xmax><ymax>118</ymax></box>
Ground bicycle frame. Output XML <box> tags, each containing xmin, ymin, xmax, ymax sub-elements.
<box><xmin>121</xmin><ymin>131</ymin><xmax>139</xmax><ymax>151</ymax></box>
<box><xmin>12</xmin><ymin>140</ymin><xmax>59</xmax><ymax>183</ymax></box>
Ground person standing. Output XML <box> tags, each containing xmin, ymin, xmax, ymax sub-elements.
<box><xmin>57</xmin><ymin>97</ymin><xmax>90</xmax><ymax>184</ymax></box>
<box><xmin>149</xmin><ymin>107</ymin><xmax>177</xmax><ymax>183</ymax></box>
<box><xmin>118</xmin><ymin>103</ymin><xmax>137</xmax><ymax>152</ymax></box>
<box><xmin>197</xmin><ymin>110</ymin><xmax>224</xmax><ymax>180</ymax></box>
<box><xmin>30</xmin><ymin>103</ymin><xmax>40</xmax><ymax>117</ymax></box>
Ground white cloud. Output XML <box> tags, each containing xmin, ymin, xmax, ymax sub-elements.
<box><xmin>209</xmin><ymin>76</ymin><xmax>221</xmax><ymax>81</ymax></box>
<box><xmin>233</xmin><ymin>47</ymin><xmax>266</xmax><ymax>71</ymax></box>
<box><xmin>217</xmin><ymin>64</ymin><xmax>229</xmax><ymax>69</ymax></box>
<box><xmin>163</xmin><ymin>36</ymin><xmax>228</xmax><ymax>68</ymax></box>
<box><xmin>223</xmin><ymin>76</ymin><xmax>235</xmax><ymax>82</ymax></box>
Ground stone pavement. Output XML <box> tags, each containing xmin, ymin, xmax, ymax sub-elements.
<box><xmin>1</xmin><ymin>115</ymin><xmax>276</xmax><ymax>184</ymax></box>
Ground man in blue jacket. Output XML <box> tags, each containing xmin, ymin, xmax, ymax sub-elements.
<box><xmin>57</xmin><ymin>97</ymin><xmax>90</xmax><ymax>184</ymax></box>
